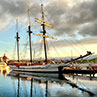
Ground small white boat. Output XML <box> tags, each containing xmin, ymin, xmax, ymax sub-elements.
<box><xmin>0</xmin><ymin>58</ymin><xmax>11</xmax><ymax>77</ymax></box>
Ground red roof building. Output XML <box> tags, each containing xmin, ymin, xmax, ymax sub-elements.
<box><xmin>2</xmin><ymin>54</ymin><xmax>10</xmax><ymax>63</ymax></box>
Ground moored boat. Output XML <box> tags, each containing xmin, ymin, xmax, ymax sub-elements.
<box><xmin>9</xmin><ymin>2</ymin><xmax>97</xmax><ymax>80</ymax></box>
<box><xmin>0</xmin><ymin>58</ymin><xmax>11</xmax><ymax>76</ymax></box>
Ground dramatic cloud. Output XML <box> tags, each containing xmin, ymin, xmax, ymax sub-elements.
<box><xmin>0</xmin><ymin>0</ymin><xmax>41</xmax><ymax>17</ymax></box>
<box><xmin>45</xmin><ymin>0</ymin><xmax>97</xmax><ymax>37</ymax></box>
<box><xmin>0</xmin><ymin>0</ymin><xmax>42</xmax><ymax>32</ymax></box>
<box><xmin>0</xmin><ymin>0</ymin><xmax>97</xmax><ymax>37</ymax></box>
<box><xmin>79</xmin><ymin>20</ymin><xmax>97</xmax><ymax>36</ymax></box>
<box><xmin>32</xmin><ymin>37</ymin><xmax>97</xmax><ymax>53</ymax></box>
<box><xmin>0</xmin><ymin>0</ymin><xmax>97</xmax><ymax>58</ymax></box>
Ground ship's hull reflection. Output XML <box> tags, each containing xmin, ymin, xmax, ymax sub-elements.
<box><xmin>8</xmin><ymin>71</ymin><xmax>97</xmax><ymax>97</ymax></box>
<box><xmin>10</xmin><ymin>74</ymin><xmax>49</xmax><ymax>97</ymax></box>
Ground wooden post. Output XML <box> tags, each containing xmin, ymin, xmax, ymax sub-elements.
<box><xmin>58</xmin><ymin>66</ymin><xmax>64</xmax><ymax>80</ymax></box>
<box><xmin>45</xmin><ymin>81</ymin><xmax>48</xmax><ymax>97</ymax></box>
<box><xmin>93</xmin><ymin>69</ymin><xmax>95</xmax><ymax>78</ymax></box>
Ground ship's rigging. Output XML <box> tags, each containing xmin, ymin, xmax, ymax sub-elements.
<box><xmin>13</xmin><ymin>2</ymin><xmax>93</xmax><ymax>65</ymax></box>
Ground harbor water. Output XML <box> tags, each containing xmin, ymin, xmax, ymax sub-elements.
<box><xmin>0</xmin><ymin>73</ymin><xmax>97</xmax><ymax>97</ymax></box>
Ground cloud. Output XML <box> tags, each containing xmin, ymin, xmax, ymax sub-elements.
<box><xmin>0</xmin><ymin>0</ymin><xmax>97</xmax><ymax>51</ymax></box>
<box><xmin>0</xmin><ymin>0</ymin><xmax>41</xmax><ymax>17</ymax></box>
<box><xmin>32</xmin><ymin>37</ymin><xmax>97</xmax><ymax>53</ymax></box>
<box><xmin>0</xmin><ymin>0</ymin><xmax>42</xmax><ymax>32</ymax></box>
<box><xmin>45</xmin><ymin>0</ymin><xmax>97</xmax><ymax>37</ymax></box>
<box><xmin>1</xmin><ymin>0</ymin><xmax>97</xmax><ymax>58</ymax></box>
<box><xmin>0</xmin><ymin>0</ymin><xmax>97</xmax><ymax>37</ymax></box>
<box><xmin>77</xmin><ymin>37</ymin><xmax>97</xmax><ymax>45</ymax></box>
<box><xmin>78</xmin><ymin>20</ymin><xmax>97</xmax><ymax>36</ymax></box>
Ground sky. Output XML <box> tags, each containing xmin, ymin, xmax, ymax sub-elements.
<box><xmin>0</xmin><ymin>0</ymin><xmax>97</xmax><ymax>60</ymax></box>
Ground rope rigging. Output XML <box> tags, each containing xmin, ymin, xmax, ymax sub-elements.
<box><xmin>63</xmin><ymin>38</ymin><xmax>81</xmax><ymax>55</ymax></box>
<box><xmin>21</xmin><ymin>36</ymin><xmax>29</xmax><ymax>59</ymax></box>
<box><xmin>48</xmin><ymin>39</ymin><xmax>62</xmax><ymax>59</ymax></box>
<box><xmin>40</xmin><ymin>0</ymin><xmax>89</xmax><ymax>56</ymax></box>
<box><xmin>26</xmin><ymin>0</ymin><xmax>93</xmax><ymax>62</ymax></box>
<box><xmin>45</xmin><ymin>39</ymin><xmax>50</xmax><ymax>59</ymax></box>
<box><xmin>36</xmin><ymin>38</ymin><xmax>43</xmax><ymax>59</ymax></box>
<box><xmin>71</xmin><ymin>39</ymin><xmax>88</xmax><ymax>52</ymax></box>
<box><xmin>38</xmin><ymin>4</ymin><xmax>80</xmax><ymax>58</ymax></box>
<box><xmin>46</xmin><ymin>32</ymin><xmax>62</xmax><ymax>58</ymax></box>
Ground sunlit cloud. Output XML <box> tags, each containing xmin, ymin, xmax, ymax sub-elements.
<box><xmin>0</xmin><ymin>0</ymin><xmax>97</xmax><ymax>59</ymax></box>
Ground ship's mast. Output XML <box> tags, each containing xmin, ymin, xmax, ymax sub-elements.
<box><xmin>35</xmin><ymin>4</ymin><xmax>55</xmax><ymax>63</ymax></box>
<box><xmin>27</xmin><ymin>8</ymin><xmax>33</xmax><ymax>63</ymax></box>
<box><xmin>16</xmin><ymin>18</ymin><xmax>20</xmax><ymax>62</ymax></box>
<box><xmin>41</xmin><ymin>4</ymin><xmax>47</xmax><ymax>63</ymax></box>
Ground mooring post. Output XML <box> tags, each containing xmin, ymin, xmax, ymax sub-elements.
<box><xmin>18</xmin><ymin>66</ymin><xmax>19</xmax><ymax>69</ymax></box>
<box><xmin>58</xmin><ymin>66</ymin><xmax>64</xmax><ymax>80</ymax></box>
<box><xmin>93</xmin><ymin>70</ymin><xmax>95</xmax><ymax>78</ymax></box>
<box><xmin>93</xmin><ymin>73</ymin><xmax>95</xmax><ymax>77</ymax></box>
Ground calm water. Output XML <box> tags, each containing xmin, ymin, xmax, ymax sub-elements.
<box><xmin>0</xmin><ymin>73</ymin><xmax>97</xmax><ymax>97</ymax></box>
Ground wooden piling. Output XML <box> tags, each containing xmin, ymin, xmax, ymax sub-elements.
<box><xmin>58</xmin><ymin>66</ymin><xmax>64</xmax><ymax>80</ymax></box>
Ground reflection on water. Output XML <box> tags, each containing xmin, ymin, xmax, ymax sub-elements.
<box><xmin>0</xmin><ymin>72</ymin><xmax>97</xmax><ymax>97</ymax></box>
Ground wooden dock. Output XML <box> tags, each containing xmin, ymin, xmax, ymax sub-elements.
<box><xmin>62</xmin><ymin>69</ymin><xmax>97</xmax><ymax>74</ymax></box>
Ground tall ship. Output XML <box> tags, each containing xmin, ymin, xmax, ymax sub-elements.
<box><xmin>8</xmin><ymin>3</ymin><xmax>96</xmax><ymax>79</ymax></box>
